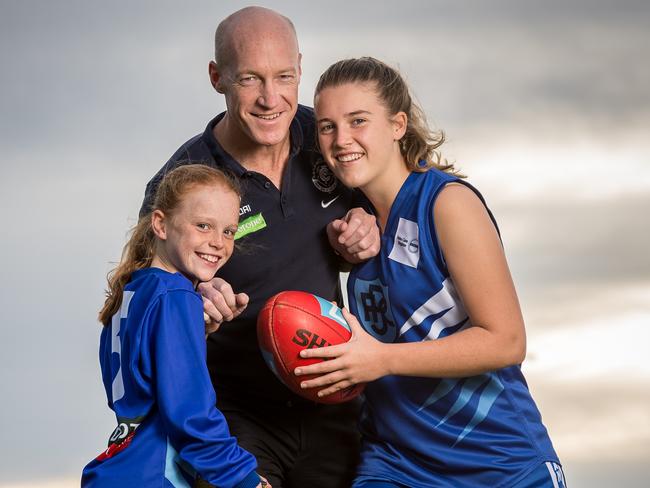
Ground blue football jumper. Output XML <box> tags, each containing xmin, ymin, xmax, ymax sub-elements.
<box><xmin>82</xmin><ymin>268</ymin><xmax>260</xmax><ymax>488</ymax></box>
<box><xmin>348</xmin><ymin>170</ymin><xmax>561</xmax><ymax>488</ymax></box>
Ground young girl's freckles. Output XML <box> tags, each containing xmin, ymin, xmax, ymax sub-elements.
<box><xmin>151</xmin><ymin>184</ymin><xmax>240</xmax><ymax>285</ymax></box>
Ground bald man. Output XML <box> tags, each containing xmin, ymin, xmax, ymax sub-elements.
<box><xmin>141</xmin><ymin>7</ymin><xmax>379</xmax><ymax>488</ymax></box>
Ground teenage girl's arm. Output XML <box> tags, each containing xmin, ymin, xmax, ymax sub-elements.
<box><xmin>295</xmin><ymin>184</ymin><xmax>526</xmax><ymax>398</ymax></box>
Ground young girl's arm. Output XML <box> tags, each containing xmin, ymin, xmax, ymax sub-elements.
<box><xmin>296</xmin><ymin>184</ymin><xmax>526</xmax><ymax>397</ymax></box>
<box><xmin>152</xmin><ymin>290</ymin><xmax>262</xmax><ymax>488</ymax></box>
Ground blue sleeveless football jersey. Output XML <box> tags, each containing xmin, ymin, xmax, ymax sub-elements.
<box><xmin>82</xmin><ymin>268</ymin><xmax>259</xmax><ymax>488</ymax></box>
<box><xmin>348</xmin><ymin>170</ymin><xmax>560</xmax><ymax>488</ymax></box>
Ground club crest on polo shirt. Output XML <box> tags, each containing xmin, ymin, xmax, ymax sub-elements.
<box><xmin>388</xmin><ymin>218</ymin><xmax>420</xmax><ymax>268</ymax></box>
<box><xmin>311</xmin><ymin>158</ymin><xmax>338</xmax><ymax>193</ymax></box>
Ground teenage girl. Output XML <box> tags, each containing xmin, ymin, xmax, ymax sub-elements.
<box><xmin>82</xmin><ymin>165</ymin><xmax>267</xmax><ymax>488</ymax></box>
<box><xmin>296</xmin><ymin>58</ymin><xmax>566</xmax><ymax>488</ymax></box>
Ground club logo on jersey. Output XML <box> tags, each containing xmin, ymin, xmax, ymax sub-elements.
<box><xmin>235</xmin><ymin>213</ymin><xmax>267</xmax><ymax>240</ymax></box>
<box><xmin>388</xmin><ymin>218</ymin><xmax>420</xmax><ymax>268</ymax></box>
<box><xmin>311</xmin><ymin>158</ymin><xmax>338</xmax><ymax>193</ymax></box>
<box><xmin>353</xmin><ymin>278</ymin><xmax>398</xmax><ymax>343</ymax></box>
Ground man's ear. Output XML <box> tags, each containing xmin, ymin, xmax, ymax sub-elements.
<box><xmin>392</xmin><ymin>111</ymin><xmax>408</xmax><ymax>140</ymax></box>
<box><xmin>209</xmin><ymin>61</ymin><xmax>225</xmax><ymax>93</ymax></box>
<box><xmin>151</xmin><ymin>210</ymin><xmax>168</xmax><ymax>240</ymax></box>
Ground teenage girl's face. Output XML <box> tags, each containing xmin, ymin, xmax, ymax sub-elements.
<box><xmin>314</xmin><ymin>81</ymin><xmax>406</xmax><ymax>192</ymax></box>
<box><xmin>152</xmin><ymin>184</ymin><xmax>239</xmax><ymax>284</ymax></box>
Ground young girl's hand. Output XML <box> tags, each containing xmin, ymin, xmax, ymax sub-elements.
<box><xmin>294</xmin><ymin>308</ymin><xmax>388</xmax><ymax>398</ymax></box>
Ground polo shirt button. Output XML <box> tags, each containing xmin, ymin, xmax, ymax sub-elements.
<box><xmin>286</xmin><ymin>401</ymin><xmax>293</xmax><ymax>407</ymax></box>
<box><xmin>264</xmin><ymin>181</ymin><xmax>271</xmax><ymax>189</ymax></box>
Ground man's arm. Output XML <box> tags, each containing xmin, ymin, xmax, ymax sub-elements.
<box><xmin>327</xmin><ymin>207</ymin><xmax>381</xmax><ymax>264</ymax></box>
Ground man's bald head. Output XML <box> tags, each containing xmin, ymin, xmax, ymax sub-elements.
<box><xmin>214</xmin><ymin>6</ymin><xmax>299</xmax><ymax>72</ymax></box>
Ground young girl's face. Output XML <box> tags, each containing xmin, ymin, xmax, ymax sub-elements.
<box><xmin>315</xmin><ymin>81</ymin><xmax>405</xmax><ymax>191</ymax></box>
<box><xmin>152</xmin><ymin>183</ymin><xmax>239</xmax><ymax>284</ymax></box>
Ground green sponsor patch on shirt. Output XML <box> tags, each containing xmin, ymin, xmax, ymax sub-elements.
<box><xmin>235</xmin><ymin>213</ymin><xmax>267</xmax><ymax>240</ymax></box>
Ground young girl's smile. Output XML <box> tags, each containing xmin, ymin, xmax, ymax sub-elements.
<box><xmin>151</xmin><ymin>184</ymin><xmax>240</xmax><ymax>284</ymax></box>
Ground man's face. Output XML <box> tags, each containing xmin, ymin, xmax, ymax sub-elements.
<box><xmin>213</xmin><ymin>31</ymin><xmax>301</xmax><ymax>148</ymax></box>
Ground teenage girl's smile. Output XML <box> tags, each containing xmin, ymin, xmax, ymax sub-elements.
<box><xmin>334</xmin><ymin>151</ymin><xmax>365</xmax><ymax>163</ymax></box>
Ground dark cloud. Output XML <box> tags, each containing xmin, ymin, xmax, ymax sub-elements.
<box><xmin>1</xmin><ymin>0</ymin><xmax>649</xmax><ymax>167</ymax></box>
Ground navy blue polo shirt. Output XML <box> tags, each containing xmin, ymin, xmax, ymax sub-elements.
<box><xmin>141</xmin><ymin>105</ymin><xmax>358</xmax><ymax>406</ymax></box>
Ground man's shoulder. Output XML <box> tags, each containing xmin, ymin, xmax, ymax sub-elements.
<box><xmin>167</xmin><ymin>127</ymin><xmax>217</xmax><ymax>166</ymax></box>
<box><xmin>168</xmin><ymin>132</ymin><xmax>208</xmax><ymax>162</ymax></box>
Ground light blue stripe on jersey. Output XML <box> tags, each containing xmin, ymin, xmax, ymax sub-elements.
<box><xmin>454</xmin><ymin>375</ymin><xmax>505</xmax><ymax>446</ymax></box>
<box><xmin>164</xmin><ymin>438</ymin><xmax>191</xmax><ymax>487</ymax></box>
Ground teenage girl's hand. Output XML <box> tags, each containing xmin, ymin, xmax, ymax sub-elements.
<box><xmin>294</xmin><ymin>308</ymin><xmax>388</xmax><ymax>398</ymax></box>
<box><xmin>197</xmin><ymin>278</ymin><xmax>249</xmax><ymax>335</ymax></box>
<box><xmin>327</xmin><ymin>207</ymin><xmax>380</xmax><ymax>263</ymax></box>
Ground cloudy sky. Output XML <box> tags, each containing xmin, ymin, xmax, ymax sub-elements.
<box><xmin>1</xmin><ymin>1</ymin><xmax>648</xmax><ymax>486</ymax></box>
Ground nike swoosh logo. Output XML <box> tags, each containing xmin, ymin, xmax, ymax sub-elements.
<box><xmin>321</xmin><ymin>195</ymin><xmax>341</xmax><ymax>208</ymax></box>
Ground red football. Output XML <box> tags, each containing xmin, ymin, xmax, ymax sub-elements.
<box><xmin>257</xmin><ymin>290</ymin><xmax>365</xmax><ymax>404</ymax></box>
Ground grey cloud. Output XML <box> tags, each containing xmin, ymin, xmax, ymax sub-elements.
<box><xmin>496</xmin><ymin>193</ymin><xmax>650</xmax><ymax>288</ymax></box>
<box><xmin>2</xmin><ymin>0</ymin><xmax>649</xmax><ymax>166</ymax></box>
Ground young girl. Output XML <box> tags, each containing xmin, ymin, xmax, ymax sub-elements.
<box><xmin>82</xmin><ymin>165</ymin><xmax>266</xmax><ymax>488</ymax></box>
<box><xmin>297</xmin><ymin>58</ymin><xmax>565</xmax><ymax>487</ymax></box>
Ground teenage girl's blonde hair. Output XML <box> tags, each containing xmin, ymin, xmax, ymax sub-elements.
<box><xmin>98</xmin><ymin>164</ymin><xmax>241</xmax><ymax>325</ymax></box>
<box><xmin>315</xmin><ymin>57</ymin><xmax>460</xmax><ymax>175</ymax></box>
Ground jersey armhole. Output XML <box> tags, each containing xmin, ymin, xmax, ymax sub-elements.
<box><xmin>429</xmin><ymin>180</ymin><xmax>502</xmax><ymax>272</ymax></box>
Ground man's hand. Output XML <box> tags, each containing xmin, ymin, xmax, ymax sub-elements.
<box><xmin>327</xmin><ymin>207</ymin><xmax>380</xmax><ymax>264</ymax></box>
<box><xmin>197</xmin><ymin>278</ymin><xmax>249</xmax><ymax>335</ymax></box>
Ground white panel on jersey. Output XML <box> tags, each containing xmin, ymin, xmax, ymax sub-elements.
<box><xmin>399</xmin><ymin>279</ymin><xmax>468</xmax><ymax>340</ymax></box>
<box><xmin>111</xmin><ymin>290</ymin><xmax>134</xmax><ymax>402</ymax></box>
<box><xmin>388</xmin><ymin>217</ymin><xmax>420</xmax><ymax>268</ymax></box>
